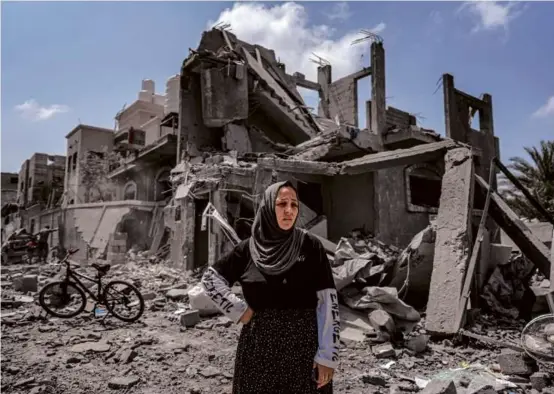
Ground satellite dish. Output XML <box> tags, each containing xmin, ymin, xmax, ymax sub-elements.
<box><xmin>521</xmin><ymin>313</ymin><xmax>554</xmax><ymax>367</ymax></box>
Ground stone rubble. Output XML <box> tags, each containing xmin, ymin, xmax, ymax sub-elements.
<box><xmin>1</xmin><ymin>250</ymin><xmax>552</xmax><ymax>394</ymax></box>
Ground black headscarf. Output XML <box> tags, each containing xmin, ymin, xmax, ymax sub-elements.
<box><xmin>249</xmin><ymin>181</ymin><xmax>306</xmax><ymax>276</ymax></box>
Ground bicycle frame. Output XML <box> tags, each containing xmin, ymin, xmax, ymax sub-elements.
<box><xmin>61</xmin><ymin>263</ymin><xmax>105</xmax><ymax>303</ymax></box>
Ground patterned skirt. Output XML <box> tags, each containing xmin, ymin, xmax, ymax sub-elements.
<box><xmin>232</xmin><ymin>308</ymin><xmax>333</xmax><ymax>394</ymax></box>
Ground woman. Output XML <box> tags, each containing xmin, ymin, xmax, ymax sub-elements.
<box><xmin>201</xmin><ymin>181</ymin><xmax>340</xmax><ymax>394</ymax></box>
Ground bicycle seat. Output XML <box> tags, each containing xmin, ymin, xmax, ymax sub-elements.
<box><xmin>91</xmin><ymin>262</ymin><xmax>111</xmax><ymax>273</ymax></box>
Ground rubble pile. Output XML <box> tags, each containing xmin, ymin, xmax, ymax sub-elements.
<box><xmin>2</xmin><ymin>239</ymin><xmax>553</xmax><ymax>394</ymax></box>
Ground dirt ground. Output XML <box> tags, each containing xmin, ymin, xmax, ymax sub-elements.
<box><xmin>0</xmin><ymin>261</ymin><xmax>547</xmax><ymax>394</ymax></box>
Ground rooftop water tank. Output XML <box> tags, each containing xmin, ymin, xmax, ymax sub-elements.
<box><xmin>164</xmin><ymin>75</ymin><xmax>180</xmax><ymax>115</ymax></box>
<box><xmin>141</xmin><ymin>79</ymin><xmax>155</xmax><ymax>95</ymax></box>
<box><xmin>138</xmin><ymin>90</ymin><xmax>152</xmax><ymax>102</ymax></box>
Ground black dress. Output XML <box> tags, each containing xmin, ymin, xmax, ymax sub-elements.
<box><xmin>208</xmin><ymin>233</ymin><xmax>337</xmax><ymax>394</ymax></box>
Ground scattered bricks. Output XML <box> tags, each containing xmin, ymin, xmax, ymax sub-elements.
<box><xmin>405</xmin><ymin>335</ymin><xmax>429</xmax><ymax>354</ymax></box>
<box><xmin>530</xmin><ymin>372</ymin><xmax>550</xmax><ymax>391</ymax></box>
<box><xmin>180</xmin><ymin>310</ymin><xmax>200</xmax><ymax>328</ymax></box>
<box><xmin>108</xmin><ymin>376</ymin><xmax>140</xmax><ymax>390</ymax></box>
<box><xmin>421</xmin><ymin>379</ymin><xmax>457</xmax><ymax>394</ymax></box>
<box><xmin>497</xmin><ymin>349</ymin><xmax>534</xmax><ymax>376</ymax></box>
<box><xmin>166</xmin><ymin>289</ymin><xmax>189</xmax><ymax>301</ymax></box>
<box><xmin>372</xmin><ymin>343</ymin><xmax>396</xmax><ymax>359</ymax></box>
<box><xmin>369</xmin><ymin>310</ymin><xmax>395</xmax><ymax>334</ymax></box>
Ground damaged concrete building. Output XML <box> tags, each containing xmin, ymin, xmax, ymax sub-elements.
<box><xmin>162</xmin><ymin>28</ymin><xmax>553</xmax><ymax>337</ymax></box>
<box><xmin>166</xmin><ymin>28</ymin><xmax>496</xmax><ymax>269</ymax></box>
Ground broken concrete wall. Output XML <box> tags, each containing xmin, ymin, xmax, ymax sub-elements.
<box><xmin>60</xmin><ymin>201</ymin><xmax>157</xmax><ymax>262</ymax></box>
<box><xmin>179</xmin><ymin>75</ymin><xmax>222</xmax><ymax>159</ymax></box>
<box><xmin>374</xmin><ymin>167</ymin><xmax>431</xmax><ymax>248</ymax></box>
<box><xmin>112</xmin><ymin>162</ymin><xmax>173</xmax><ymax>202</ymax></box>
<box><xmin>201</xmin><ymin>65</ymin><xmax>248</xmax><ymax>128</ymax></box>
<box><xmin>328</xmin><ymin>75</ymin><xmax>358</xmax><ymax>127</ymax></box>
<box><xmin>222</xmin><ymin>124</ymin><xmax>253</xmax><ymax>155</ymax></box>
<box><xmin>323</xmin><ymin>173</ymin><xmax>374</xmax><ymax>241</ymax></box>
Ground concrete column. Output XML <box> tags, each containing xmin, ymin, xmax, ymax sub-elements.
<box><xmin>443</xmin><ymin>74</ymin><xmax>465</xmax><ymax>142</ymax></box>
<box><xmin>370</xmin><ymin>42</ymin><xmax>385</xmax><ymax>149</ymax></box>
<box><xmin>317</xmin><ymin>65</ymin><xmax>332</xmax><ymax>118</ymax></box>
<box><xmin>426</xmin><ymin>148</ymin><xmax>475</xmax><ymax>335</ymax></box>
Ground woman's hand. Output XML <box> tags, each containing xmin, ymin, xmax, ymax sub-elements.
<box><xmin>239</xmin><ymin>307</ymin><xmax>254</xmax><ymax>324</ymax></box>
<box><xmin>313</xmin><ymin>362</ymin><xmax>334</xmax><ymax>388</ymax></box>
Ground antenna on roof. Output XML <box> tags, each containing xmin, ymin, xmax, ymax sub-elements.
<box><xmin>213</xmin><ymin>22</ymin><xmax>232</xmax><ymax>31</ymax></box>
<box><xmin>351</xmin><ymin>29</ymin><xmax>383</xmax><ymax>46</ymax></box>
<box><xmin>309</xmin><ymin>53</ymin><xmax>331</xmax><ymax>67</ymax></box>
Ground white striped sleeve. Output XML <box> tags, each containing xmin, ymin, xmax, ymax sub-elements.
<box><xmin>201</xmin><ymin>267</ymin><xmax>248</xmax><ymax>324</ymax></box>
<box><xmin>314</xmin><ymin>288</ymin><xmax>340</xmax><ymax>369</ymax></box>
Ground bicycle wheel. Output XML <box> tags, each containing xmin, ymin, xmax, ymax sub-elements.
<box><xmin>39</xmin><ymin>281</ymin><xmax>87</xmax><ymax>318</ymax></box>
<box><xmin>103</xmin><ymin>280</ymin><xmax>145</xmax><ymax>322</ymax></box>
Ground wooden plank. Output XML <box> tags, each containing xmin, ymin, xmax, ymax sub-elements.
<box><xmin>425</xmin><ymin>148</ymin><xmax>474</xmax><ymax>336</ymax></box>
<box><xmin>475</xmin><ymin>175</ymin><xmax>551</xmax><ymax>278</ymax></box>
<box><xmin>340</xmin><ymin>140</ymin><xmax>458</xmax><ymax>175</ymax></box>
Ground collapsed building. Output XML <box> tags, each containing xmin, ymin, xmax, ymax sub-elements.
<box><xmin>9</xmin><ymin>27</ymin><xmax>551</xmax><ymax>337</ymax></box>
<box><xmin>160</xmin><ymin>27</ymin><xmax>552</xmax><ymax>335</ymax></box>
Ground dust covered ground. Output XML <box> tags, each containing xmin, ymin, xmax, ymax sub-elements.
<box><xmin>0</xmin><ymin>261</ymin><xmax>549</xmax><ymax>394</ymax></box>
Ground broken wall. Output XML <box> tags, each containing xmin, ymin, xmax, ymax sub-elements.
<box><xmin>328</xmin><ymin>75</ymin><xmax>358</xmax><ymax>127</ymax></box>
<box><xmin>113</xmin><ymin>162</ymin><xmax>173</xmax><ymax>202</ymax></box>
<box><xmin>59</xmin><ymin>201</ymin><xmax>157</xmax><ymax>262</ymax></box>
<box><xmin>179</xmin><ymin>75</ymin><xmax>222</xmax><ymax>158</ymax></box>
<box><xmin>323</xmin><ymin>173</ymin><xmax>375</xmax><ymax>241</ymax></box>
<box><xmin>374</xmin><ymin>167</ymin><xmax>431</xmax><ymax>248</ymax></box>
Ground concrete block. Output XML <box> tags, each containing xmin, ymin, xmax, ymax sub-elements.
<box><xmin>421</xmin><ymin>379</ymin><xmax>457</xmax><ymax>394</ymax></box>
<box><xmin>371</xmin><ymin>343</ymin><xmax>395</xmax><ymax>359</ymax></box>
<box><xmin>530</xmin><ymin>372</ymin><xmax>549</xmax><ymax>391</ymax></box>
<box><xmin>180</xmin><ymin>310</ymin><xmax>200</xmax><ymax>327</ymax></box>
<box><xmin>426</xmin><ymin>148</ymin><xmax>474</xmax><ymax>335</ymax></box>
<box><xmin>405</xmin><ymin>335</ymin><xmax>429</xmax><ymax>354</ymax></box>
<box><xmin>368</xmin><ymin>310</ymin><xmax>395</xmax><ymax>334</ymax></box>
<box><xmin>166</xmin><ymin>289</ymin><xmax>189</xmax><ymax>301</ymax></box>
<box><xmin>497</xmin><ymin>349</ymin><xmax>534</xmax><ymax>376</ymax></box>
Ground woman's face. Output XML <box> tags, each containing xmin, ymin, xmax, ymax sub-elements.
<box><xmin>275</xmin><ymin>186</ymin><xmax>299</xmax><ymax>231</ymax></box>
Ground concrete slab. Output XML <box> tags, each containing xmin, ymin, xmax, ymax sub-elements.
<box><xmin>425</xmin><ymin>148</ymin><xmax>474</xmax><ymax>336</ymax></box>
<box><xmin>476</xmin><ymin>175</ymin><xmax>551</xmax><ymax>278</ymax></box>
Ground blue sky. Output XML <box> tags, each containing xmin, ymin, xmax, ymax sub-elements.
<box><xmin>2</xmin><ymin>1</ymin><xmax>553</xmax><ymax>173</ymax></box>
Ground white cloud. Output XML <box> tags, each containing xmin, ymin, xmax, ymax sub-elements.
<box><xmin>324</xmin><ymin>2</ymin><xmax>352</xmax><ymax>22</ymax></box>
<box><xmin>208</xmin><ymin>2</ymin><xmax>386</xmax><ymax>82</ymax></box>
<box><xmin>532</xmin><ymin>96</ymin><xmax>554</xmax><ymax>118</ymax></box>
<box><xmin>430</xmin><ymin>10</ymin><xmax>443</xmax><ymax>25</ymax></box>
<box><xmin>14</xmin><ymin>99</ymin><xmax>70</xmax><ymax>121</ymax></box>
<box><xmin>460</xmin><ymin>1</ymin><xmax>525</xmax><ymax>32</ymax></box>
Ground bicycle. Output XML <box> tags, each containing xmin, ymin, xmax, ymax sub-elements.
<box><xmin>38</xmin><ymin>248</ymin><xmax>145</xmax><ymax>322</ymax></box>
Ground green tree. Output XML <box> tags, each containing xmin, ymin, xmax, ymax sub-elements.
<box><xmin>502</xmin><ymin>140</ymin><xmax>554</xmax><ymax>220</ymax></box>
